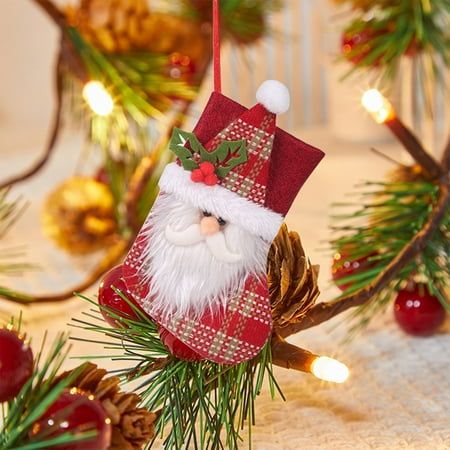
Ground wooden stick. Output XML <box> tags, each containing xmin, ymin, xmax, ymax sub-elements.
<box><xmin>385</xmin><ymin>117</ymin><xmax>442</xmax><ymax>179</ymax></box>
<box><xmin>271</xmin><ymin>335</ymin><xmax>316</xmax><ymax>373</ymax></box>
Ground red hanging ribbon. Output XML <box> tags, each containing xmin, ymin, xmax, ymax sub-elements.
<box><xmin>212</xmin><ymin>0</ymin><xmax>221</xmax><ymax>93</ymax></box>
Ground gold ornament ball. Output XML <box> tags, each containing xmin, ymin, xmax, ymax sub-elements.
<box><xmin>42</xmin><ymin>177</ymin><xmax>118</xmax><ymax>255</ymax></box>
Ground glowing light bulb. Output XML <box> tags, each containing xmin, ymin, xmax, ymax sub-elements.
<box><xmin>82</xmin><ymin>81</ymin><xmax>114</xmax><ymax>116</ymax></box>
<box><xmin>361</xmin><ymin>89</ymin><xmax>394</xmax><ymax>123</ymax></box>
<box><xmin>311</xmin><ymin>356</ymin><xmax>349</xmax><ymax>383</ymax></box>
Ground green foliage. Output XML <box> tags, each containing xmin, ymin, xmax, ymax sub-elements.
<box><xmin>64</xmin><ymin>29</ymin><xmax>198</xmax><ymax>235</ymax></box>
<box><xmin>330</xmin><ymin>178</ymin><xmax>449</xmax><ymax>335</ymax></box>
<box><xmin>340</xmin><ymin>0</ymin><xmax>449</xmax><ymax>111</ymax></box>
<box><xmin>0</xmin><ymin>327</ymin><xmax>95</xmax><ymax>450</ymax></box>
<box><xmin>169</xmin><ymin>128</ymin><xmax>248</xmax><ymax>177</ymax></box>
<box><xmin>175</xmin><ymin>0</ymin><xmax>283</xmax><ymax>44</ymax></box>
<box><xmin>72</xmin><ymin>293</ymin><xmax>283</xmax><ymax>450</ymax></box>
<box><xmin>0</xmin><ymin>190</ymin><xmax>33</xmax><ymax>277</ymax></box>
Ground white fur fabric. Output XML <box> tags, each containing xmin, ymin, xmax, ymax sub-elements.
<box><xmin>158</xmin><ymin>163</ymin><xmax>283</xmax><ymax>242</ymax></box>
<box><xmin>138</xmin><ymin>193</ymin><xmax>269</xmax><ymax>319</ymax></box>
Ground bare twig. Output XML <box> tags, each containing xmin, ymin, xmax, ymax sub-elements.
<box><xmin>385</xmin><ymin>118</ymin><xmax>443</xmax><ymax>179</ymax></box>
<box><xmin>271</xmin><ymin>334</ymin><xmax>316</xmax><ymax>373</ymax></box>
<box><xmin>0</xmin><ymin>53</ymin><xmax>64</xmax><ymax>190</ymax></box>
<box><xmin>0</xmin><ymin>239</ymin><xmax>129</xmax><ymax>304</ymax></box>
<box><xmin>441</xmin><ymin>135</ymin><xmax>450</xmax><ymax>172</ymax></box>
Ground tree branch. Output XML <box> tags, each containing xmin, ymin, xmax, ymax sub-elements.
<box><xmin>33</xmin><ymin>0</ymin><xmax>68</xmax><ymax>31</ymax></box>
<box><xmin>385</xmin><ymin>117</ymin><xmax>443</xmax><ymax>179</ymax></box>
<box><xmin>0</xmin><ymin>53</ymin><xmax>63</xmax><ymax>190</ymax></box>
<box><xmin>0</xmin><ymin>239</ymin><xmax>128</xmax><ymax>304</ymax></box>
<box><xmin>441</xmin><ymin>135</ymin><xmax>450</xmax><ymax>172</ymax></box>
<box><xmin>276</xmin><ymin>174</ymin><xmax>450</xmax><ymax>338</ymax></box>
<box><xmin>271</xmin><ymin>334</ymin><xmax>316</xmax><ymax>373</ymax></box>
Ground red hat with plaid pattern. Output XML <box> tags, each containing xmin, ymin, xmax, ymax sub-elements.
<box><xmin>122</xmin><ymin>80</ymin><xmax>324</xmax><ymax>365</ymax></box>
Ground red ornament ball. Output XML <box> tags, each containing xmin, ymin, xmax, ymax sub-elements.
<box><xmin>159</xmin><ymin>327</ymin><xmax>204</xmax><ymax>362</ymax></box>
<box><xmin>94</xmin><ymin>167</ymin><xmax>109</xmax><ymax>185</ymax></box>
<box><xmin>332</xmin><ymin>250</ymin><xmax>375</xmax><ymax>291</ymax></box>
<box><xmin>394</xmin><ymin>284</ymin><xmax>446</xmax><ymax>336</ymax></box>
<box><xmin>34</xmin><ymin>390</ymin><xmax>111</xmax><ymax>450</ymax></box>
<box><xmin>341</xmin><ymin>28</ymin><xmax>385</xmax><ymax>66</ymax></box>
<box><xmin>168</xmin><ymin>52</ymin><xmax>197</xmax><ymax>82</ymax></box>
<box><xmin>0</xmin><ymin>328</ymin><xmax>34</xmax><ymax>402</ymax></box>
<box><xmin>98</xmin><ymin>265</ymin><xmax>144</xmax><ymax>327</ymax></box>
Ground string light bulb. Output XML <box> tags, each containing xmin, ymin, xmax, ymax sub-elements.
<box><xmin>82</xmin><ymin>81</ymin><xmax>114</xmax><ymax>116</ymax></box>
<box><xmin>310</xmin><ymin>356</ymin><xmax>349</xmax><ymax>383</ymax></box>
<box><xmin>361</xmin><ymin>89</ymin><xmax>394</xmax><ymax>123</ymax></box>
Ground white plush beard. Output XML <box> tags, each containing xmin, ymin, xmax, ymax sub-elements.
<box><xmin>138</xmin><ymin>192</ymin><xmax>269</xmax><ymax>319</ymax></box>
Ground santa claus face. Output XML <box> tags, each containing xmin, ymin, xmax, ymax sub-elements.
<box><xmin>138</xmin><ymin>192</ymin><xmax>269</xmax><ymax>319</ymax></box>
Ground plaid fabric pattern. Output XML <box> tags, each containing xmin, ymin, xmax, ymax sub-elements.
<box><xmin>204</xmin><ymin>104</ymin><xmax>275</xmax><ymax>206</ymax></box>
<box><xmin>123</xmin><ymin>229</ymin><xmax>272</xmax><ymax>365</ymax></box>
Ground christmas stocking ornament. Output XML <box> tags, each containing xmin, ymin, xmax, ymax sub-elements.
<box><xmin>122</xmin><ymin>80</ymin><xmax>324</xmax><ymax>364</ymax></box>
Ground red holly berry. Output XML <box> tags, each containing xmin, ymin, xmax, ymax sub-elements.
<box><xmin>98</xmin><ymin>265</ymin><xmax>145</xmax><ymax>327</ymax></box>
<box><xmin>159</xmin><ymin>327</ymin><xmax>204</xmax><ymax>362</ymax></box>
<box><xmin>332</xmin><ymin>250</ymin><xmax>376</xmax><ymax>291</ymax></box>
<box><xmin>0</xmin><ymin>328</ymin><xmax>34</xmax><ymax>402</ymax></box>
<box><xmin>199</xmin><ymin>161</ymin><xmax>215</xmax><ymax>175</ymax></box>
<box><xmin>34</xmin><ymin>390</ymin><xmax>111</xmax><ymax>450</ymax></box>
<box><xmin>394</xmin><ymin>284</ymin><xmax>446</xmax><ymax>336</ymax></box>
<box><xmin>204</xmin><ymin>173</ymin><xmax>219</xmax><ymax>186</ymax></box>
<box><xmin>190</xmin><ymin>168</ymin><xmax>205</xmax><ymax>183</ymax></box>
<box><xmin>191</xmin><ymin>162</ymin><xmax>219</xmax><ymax>185</ymax></box>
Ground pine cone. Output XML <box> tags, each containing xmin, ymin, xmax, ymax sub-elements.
<box><xmin>56</xmin><ymin>363</ymin><xmax>156</xmax><ymax>450</ymax></box>
<box><xmin>65</xmin><ymin>0</ymin><xmax>211</xmax><ymax>70</ymax></box>
<box><xmin>268</xmin><ymin>224</ymin><xmax>320</xmax><ymax>327</ymax></box>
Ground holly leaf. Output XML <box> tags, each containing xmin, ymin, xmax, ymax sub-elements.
<box><xmin>209</xmin><ymin>140</ymin><xmax>248</xmax><ymax>178</ymax></box>
<box><xmin>169</xmin><ymin>128</ymin><xmax>248</xmax><ymax>178</ymax></box>
<box><xmin>169</xmin><ymin>128</ymin><xmax>204</xmax><ymax>171</ymax></box>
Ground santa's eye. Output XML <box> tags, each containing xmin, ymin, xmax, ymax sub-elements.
<box><xmin>218</xmin><ymin>217</ymin><xmax>227</xmax><ymax>226</ymax></box>
<box><xmin>202</xmin><ymin>211</ymin><xmax>212</xmax><ymax>217</ymax></box>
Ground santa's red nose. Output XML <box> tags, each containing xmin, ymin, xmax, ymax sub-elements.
<box><xmin>200</xmin><ymin>216</ymin><xmax>220</xmax><ymax>236</ymax></box>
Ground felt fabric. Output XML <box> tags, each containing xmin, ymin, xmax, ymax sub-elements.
<box><xmin>123</xmin><ymin>90</ymin><xmax>325</xmax><ymax>365</ymax></box>
<box><xmin>159</xmin><ymin>163</ymin><xmax>283</xmax><ymax>242</ymax></box>
<box><xmin>193</xmin><ymin>92</ymin><xmax>325</xmax><ymax>216</ymax></box>
<box><xmin>123</xmin><ymin>233</ymin><xmax>272</xmax><ymax>365</ymax></box>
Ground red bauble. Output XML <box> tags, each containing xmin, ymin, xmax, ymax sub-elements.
<box><xmin>159</xmin><ymin>327</ymin><xmax>204</xmax><ymax>362</ymax></box>
<box><xmin>94</xmin><ymin>167</ymin><xmax>109</xmax><ymax>185</ymax></box>
<box><xmin>34</xmin><ymin>390</ymin><xmax>111</xmax><ymax>450</ymax></box>
<box><xmin>341</xmin><ymin>28</ymin><xmax>384</xmax><ymax>66</ymax></box>
<box><xmin>98</xmin><ymin>265</ymin><xmax>144</xmax><ymax>327</ymax></box>
<box><xmin>168</xmin><ymin>52</ymin><xmax>197</xmax><ymax>82</ymax></box>
<box><xmin>332</xmin><ymin>251</ymin><xmax>375</xmax><ymax>291</ymax></box>
<box><xmin>394</xmin><ymin>284</ymin><xmax>446</xmax><ymax>336</ymax></box>
<box><xmin>0</xmin><ymin>328</ymin><xmax>34</xmax><ymax>402</ymax></box>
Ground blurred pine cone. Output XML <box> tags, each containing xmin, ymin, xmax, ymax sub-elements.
<box><xmin>57</xmin><ymin>363</ymin><xmax>156</xmax><ymax>450</ymax></box>
<box><xmin>268</xmin><ymin>224</ymin><xmax>320</xmax><ymax>327</ymax></box>
<box><xmin>65</xmin><ymin>0</ymin><xmax>211</xmax><ymax>71</ymax></box>
<box><xmin>42</xmin><ymin>177</ymin><xmax>118</xmax><ymax>255</ymax></box>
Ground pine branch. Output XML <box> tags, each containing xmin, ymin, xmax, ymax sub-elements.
<box><xmin>277</xmin><ymin>172</ymin><xmax>449</xmax><ymax>338</ymax></box>
<box><xmin>0</xmin><ymin>332</ymin><xmax>95</xmax><ymax>450</ymax></box>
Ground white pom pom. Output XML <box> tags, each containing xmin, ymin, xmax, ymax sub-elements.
<box><xmin>256</xmin><ymin>80</ymin><xmax>290</xmax><ymax>114</ymax></box>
